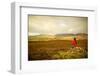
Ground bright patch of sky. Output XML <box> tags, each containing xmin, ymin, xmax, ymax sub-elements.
<box><xmin>29</xmin><ymin>16</ymin><xmax>88</xmax><ymax>36</ymax></box>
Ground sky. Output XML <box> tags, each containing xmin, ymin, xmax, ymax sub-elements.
<box><xmin>28</xmin><ymin>15</ymin><xmax>88</xmax><ymax>36</ymax></box>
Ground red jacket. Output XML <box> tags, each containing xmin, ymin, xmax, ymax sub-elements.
<box><xmin>71</xmin><ymin>40</ymin><xmax>77</xmax><ymax>47</ymax></box>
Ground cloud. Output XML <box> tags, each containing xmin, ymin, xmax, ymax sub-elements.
<box><xmin>29</xmin><ymin>16</ymin><xmax>88</xmax><ymax>35</ymax></box>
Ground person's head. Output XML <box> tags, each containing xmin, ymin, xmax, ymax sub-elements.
<box><xmin>74</xmin><ymin>37</ymin><xmax>76</xmax><ymax>40</ymax></box>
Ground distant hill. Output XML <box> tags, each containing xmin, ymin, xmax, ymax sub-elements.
<box><xmin>28</xmin><ymin>33</ymin><xmax>88</xmax><ymax>41</ymax></box>
<box><xmin>28</xmin><ymin>34</ymin><xmax>56</xmax><ymax>41</ymax></box>
<box><xmin>55</xmin><ymin>34</ymin><xmax>74</xmax><ymax>36</ymax></box>
<box><xmin>56</xmin><ymin>33</ymin><xmax>87</xmax><ymax>36</ymax></box>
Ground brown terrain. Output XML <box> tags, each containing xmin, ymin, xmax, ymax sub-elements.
<box><xmin>28</xmin><ymin>34</ymin><xmax>88</xmax><ymax>61</ymax></box>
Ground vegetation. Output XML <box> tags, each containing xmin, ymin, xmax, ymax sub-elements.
<box><xmin>28</xmin><ymin>39</ymin><xmax>88</xmax><ymax>60</ymax></box>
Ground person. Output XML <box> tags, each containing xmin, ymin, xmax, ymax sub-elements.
<box><xmin>71</xmin><ymin>37</ymin><xmax>77</xmax><ymax>47</ymax></box>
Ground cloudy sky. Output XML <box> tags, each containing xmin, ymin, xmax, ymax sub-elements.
<box><xmin>28</xmin><ymin>15</ymin><xmax>88</xmax><ymax>36</ymax></box>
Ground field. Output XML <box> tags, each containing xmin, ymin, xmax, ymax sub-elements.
<box><xmin>28</xmin><ymin>38</ymin><xmax>88</xmax><ymax>60</ymax></box>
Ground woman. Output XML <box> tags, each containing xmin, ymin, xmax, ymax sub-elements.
<box><xmin>71</xmin><ymin>37</ymin><xmax>77</xmax><ymax>47</ymax></box>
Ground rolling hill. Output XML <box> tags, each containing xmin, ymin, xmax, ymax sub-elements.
<box><xmin>28</xmin><ymin>33</ymin><xmax>88</xmax><ymax>41</ymax></box>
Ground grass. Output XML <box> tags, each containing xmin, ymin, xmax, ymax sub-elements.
<box><xmin>28</xmin><ymin>40</ymin><xmax>88</xmax><ymax>60</ymax></box>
